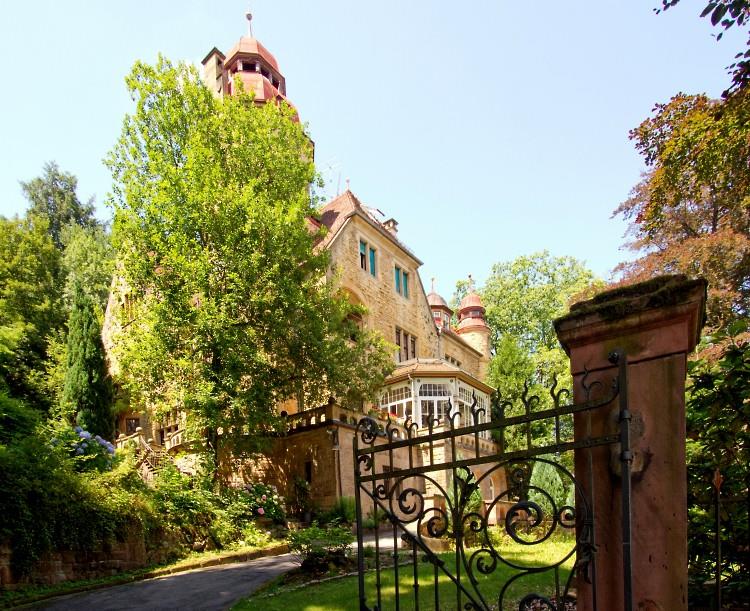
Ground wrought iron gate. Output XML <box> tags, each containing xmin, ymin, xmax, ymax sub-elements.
<box><xmin>353</xmin><ymin>352</ymin><xmax>633</xmax><ymax>610</ymax></box>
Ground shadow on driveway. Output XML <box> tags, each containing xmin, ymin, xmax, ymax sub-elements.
<box><xmin>31</xmin><ymin>553</ymin><xmax>297</xmax><ymax>611</ymax></box>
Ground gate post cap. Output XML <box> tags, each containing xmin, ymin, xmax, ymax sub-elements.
<box><xmin>554</xmin><ymin>275</ymin><xmax>706</xmax><ymax>364</ymax></box>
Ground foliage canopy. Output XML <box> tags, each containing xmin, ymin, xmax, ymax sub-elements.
<box><xmin>456</xmin><ymin>252</ymin><xmax>599</xmax><ymax>455</ymax></box>
<box><xmin>685</xmin><ymin>323</ymin><xmax>750</xmax><ymax>602</ymax></box>
<box><xmin>658</xmin><ymin>0</ymin><xmax>750</xmax><ymax>95</ymax></box>
<box><xmin>106</xmin><ymin>57</ymin><xmax>393</xmax><ymax>475</ymax></box>
<box><xmin>614</xmin><ymin>91</ymin><xmax>750</xmax><ymax>328</ymax></box>
<box><xmin>0</xmin><ymin>216</ymin><xmax>63</xmax><ymax>408</ymax></box>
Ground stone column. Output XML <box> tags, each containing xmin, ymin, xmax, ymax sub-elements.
<box><xmin>554</xmin><ymin>275</ymin><xmax>706</xmax><ymax>611</ymax></box>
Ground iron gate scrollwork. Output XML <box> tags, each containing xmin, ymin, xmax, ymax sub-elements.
<box><xmin>353</xmin><ymin>351</ymin><xmax>633</xmax><ymax>610</ymax></box>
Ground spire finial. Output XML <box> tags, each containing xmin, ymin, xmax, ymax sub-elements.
<box><xmin>345</xmin><ymin>177</ymin><xmax>350</xmax><ymax>191</ymax></box>
<box><xmin>468</xmin><ymin>274</ymin><xmax>475</xmax><ymax>292</ymax></box>
<box><xmin>245</xmin><ymin>8</ymin><xmax>254</xmax><ymax>37</ymax></box>
<box><xmin>431</xmin><ymin>277</ymin><xmax>436</xmax><ymax>293</ymax></box>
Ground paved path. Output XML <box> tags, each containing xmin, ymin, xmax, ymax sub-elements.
<box><xmin>32</xmin><ymin>553</ymin><xmax>297</xmax><ymax>611</ymax></box>
<box><xmin>27</xmin><ymin>530</ymin><xmax>410</xmax><ymax>610</ymax></box>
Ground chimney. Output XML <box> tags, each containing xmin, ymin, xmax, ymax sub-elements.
<box><xmin>383</xmin><ymin>218</ymin><xmax>398</xmax><ymax>236</ymax></box>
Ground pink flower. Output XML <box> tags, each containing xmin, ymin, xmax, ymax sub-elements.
<box><xmin>257</xmin><ymin>507</ymin><xmax>265</xmax><ymax>516</ymax></box>
<box><xmin>261</xmin><ymin>494</ymin><xmax>267</xmax><ymax>501</ymax></box>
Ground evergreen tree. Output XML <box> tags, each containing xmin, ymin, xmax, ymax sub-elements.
<box><xmin>61</xmin><ymin>284</ymin><xmax>112</xmax><ymax>437</ymax></box>
<box><xmin>527</xmin><ymin>456</ymin><xmax>569</xmax><ymax>518</ymax></box>
<box><xmin>20</xmin><ymin>161</ymin><xmax>97</xmax><ymax>250</ymax></box>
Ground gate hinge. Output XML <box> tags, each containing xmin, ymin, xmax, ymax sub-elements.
<box><xmin>621</xmin><ymin>450</ymin><xmax>633</xmax><ymax>462</ymax></box>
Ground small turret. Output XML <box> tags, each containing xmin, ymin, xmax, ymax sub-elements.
<box><xmin>201</xmin><ymin>11</ymin><xmax>294</xmax><ymax>112</ymax></box>
<box><xmin>427</xmin><ymin>278</ymin><xmax>452</xmax><ymax>331</ymax></box>
<box><xmin>455</xmin><ymin>277</ymin><xmax>491</xmax><ymax>377</ymax></box>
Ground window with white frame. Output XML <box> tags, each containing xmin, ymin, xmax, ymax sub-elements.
<box><xmin>418</xmin><ymin>382</ymin><xmax>451</xmax><ymax>425</ymax></box>
<box><xmin>380</xmin><ymin>386</ymin><xmax>413</xmax><ymax>420</ymax></box>
<box><xmin>456</xmin><ymin>385</ymin><xmax>490</xmax><ymax>437</ymax></box>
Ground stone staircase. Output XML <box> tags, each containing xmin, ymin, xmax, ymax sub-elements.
<box><xmin>115</xmin><ymin>428</ymin><xmax>173</xmax><ymax>481</ymax></box>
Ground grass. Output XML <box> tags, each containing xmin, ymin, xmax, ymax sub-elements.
<box><xmin>235</xmin><ymin>532</ymin><xmax>576</xmax><ymax>611</ymax></box>
<box><xmin>0</xmin><ymin>541</ymin><xmax>284</xmax><ymax>609</ymax></box>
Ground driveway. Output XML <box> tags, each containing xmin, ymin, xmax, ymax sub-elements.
<box><xmin>31</xmin><ymin>553</ymin><xmax>297</xmax><ymax>611</ymax></box>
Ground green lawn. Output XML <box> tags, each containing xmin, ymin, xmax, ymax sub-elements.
<box><xmin>236</xmin><ymin>534</ymin><xmax>576</xmax><ymax>611</ymax></box>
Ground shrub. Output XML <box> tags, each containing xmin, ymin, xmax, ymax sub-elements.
<box><xmin>527</xmin><ymin>456</ymin><xmax>570</xmax><ymax>519</ymax></box>
<box><xmin>240</xmin><ymin>522</ymin><xmax>271</xmax><ymax>548</ymax></box>
<box><xmin>0</xmin><ymin>429</ymin><xmax>151</xmax><ymax>577</ymax></box>
<box><xmin>287</xmin><ymin>523</ymin><xmax>354</xmax><ymax>572</ymax></box>
<box><xmin>50</xmin><ymin>423</ymin><xmax>116</xmax><ymax>472</ymax></box>
<box><xmin>0</xmin><ymin>392</ymin><xmax>38</xmax><ymax>444</ymax></box>
<box><xmin>445</xmin><ymin>479</ymin><xmax>484</xmax><ymax>544</ymax></box>
<box><xmin>319</xmin><ymin>496</ymin><xmax>356</xmax><ymax>525</ymax></box>
<box><xmin>361</xmin><ymin>507</ymin><xmax>390</xmax><ymax>530</ymax></box>
<box><xmin>152</xmin><ymin>465</ymin><xmax>216</xmax><ymax>546</ymax></box>
<box><xmin>151</xmin><ymin>470</ymin><xmax>284</xmax><ymax>550</ymax></box>
<box><xmin>239</xmin><ymin>482</ymin><xmax>285</xmax><ymax>523</ymax></box>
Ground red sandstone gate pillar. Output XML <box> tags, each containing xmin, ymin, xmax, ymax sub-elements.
<box><xmin>554</xmin><ymin>276</ymin><xmax>706</xmax><ymax>611</ymax></box>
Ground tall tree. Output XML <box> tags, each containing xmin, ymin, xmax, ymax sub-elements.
<box><xmin>61</xmin><ymin>285</ymin><xmax>112</xmax><ymax>436</ymax></box>
<box><xmin>20</xmin><ymin>161</ymin><xmax>97</xmax><ymax>249</ymax></box>
<box><xmin>613</xmin><ymin>90</ymin><xmax>750</xmax><ymax>328</ymax></box>
<box><xmin>482</xmin><ymin>252</ymin><xmax>599</xmax><ymax>358</ymax></box>
<box><xmin>60</xmin><ymin>224</ymin><xmax>115</xmax><ymax>311</ymax></box>
<box><xmin>106</xmin><ymin>57</ymin><xmax>393</xmax><ymax>477</ymax></box>
<box><xmin>460</xmin><ymin>252</ymin><xmax>600</xmax><ymax>453</ymax></box>
<box><xmin>0</xmin><ymin>216</ymin><xmax>63</xmax><ymax>409</ymax></box>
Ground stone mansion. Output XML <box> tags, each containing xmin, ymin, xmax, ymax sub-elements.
<box><xmin>106</xmin><ymin>25</ymin><xmax>507</xmax><ymax>517</ymax></box>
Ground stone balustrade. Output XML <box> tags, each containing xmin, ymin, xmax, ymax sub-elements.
<box><xmin>114</xmin><ymin>427</ymin><xmax>142</xmax><ymax>450</ymax></box>
<box><xmin>165</xmin><ymin>428</ymin><xmax>185</xmax><ymax>451</ymax></box>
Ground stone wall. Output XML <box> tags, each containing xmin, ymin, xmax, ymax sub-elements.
<box><xmin>0</xmin><ymin>530</ymin><xmax>182</xmax><ymax>588</ymax></box>
<box><xmin>240</xmin><ymin>415</ymin><xmax>509</xmax><ymax>528</ymax></box>
<box><xmin>440</xmin><ymin>331</ymin><xmax>484</xmax><ymax>380</ymax></box>
<box><xmin>239</xmin><ymin>421</ymin><xmax>416</xmax><ymax>513</ymax></box>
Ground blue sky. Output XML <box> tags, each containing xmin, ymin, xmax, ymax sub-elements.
<box><xmin>0</xmin><ymin>1</ymin><xmax>743</xmax><ymax>298</ymax></box>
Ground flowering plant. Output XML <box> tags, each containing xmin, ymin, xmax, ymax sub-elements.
<box><xmin>51</xmin><ymin>425</ymin><xmax>116</xmax><ymax>472</ymax></box>
<box><xmin>234</xmin><ymin>482</ymin><xmax>285</xmax><ymax>523</ymax></box>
